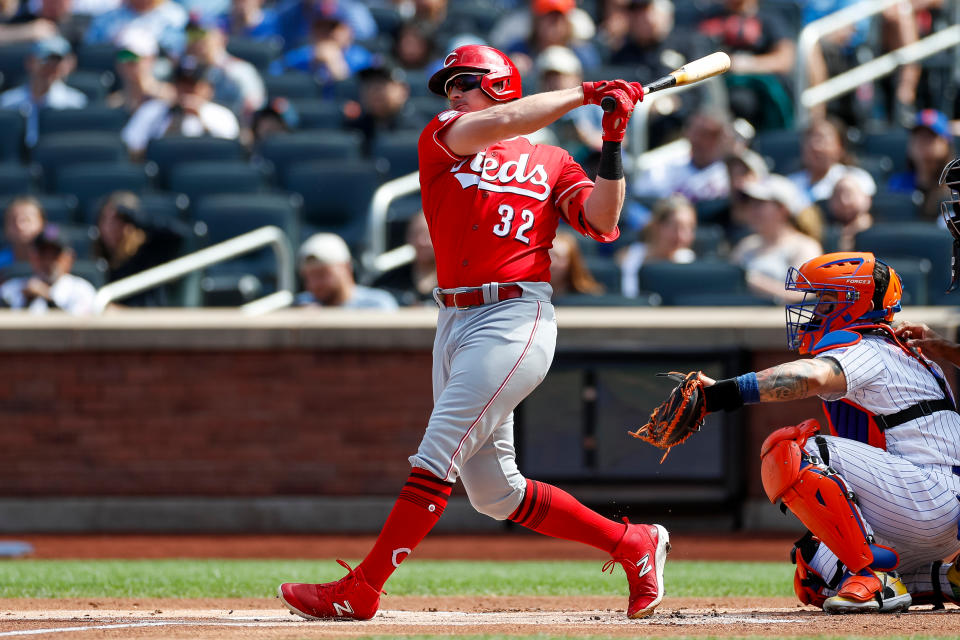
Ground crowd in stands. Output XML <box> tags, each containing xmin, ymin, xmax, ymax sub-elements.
<box><xmin>0</xmin><ymin>0</ymin><xmax>957</xmax><ymax>314</ymax></box>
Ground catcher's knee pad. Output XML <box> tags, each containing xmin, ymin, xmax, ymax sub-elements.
<box><xmin>761</xmin><ymin>420</ymin><xmax>898</xmax><ymax>574</ymax></box>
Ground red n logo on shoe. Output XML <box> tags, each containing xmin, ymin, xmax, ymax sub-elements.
<box><xmin>333</xmin><ymin>600</ymin><xmax>354</xmax><ymax>616</ymax></box>
<box><xmin>635</xmin><ymin>554</ymin><xmax>651</xmax><ymax>577</ymax></box>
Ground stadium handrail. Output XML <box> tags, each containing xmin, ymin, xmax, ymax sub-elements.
<box><xmin>362</xmin><ymin>170</ymin><xmax>421</xmax><ymax>276</ymax></box>
<box><xmin>795</xmin><ymin>0</ymin><xmax>959</xmax><ymax>126</ymax></box>
<box><xmin>92</xmin><ymin>225</ymin><xmax>295</xmax><ymax>315</ymax></box>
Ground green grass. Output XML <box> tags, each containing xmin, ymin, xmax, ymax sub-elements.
<box><xmin>0</xmin><ymin>559</ymin><xmax>794</xmax><ymax>599</ymax></box>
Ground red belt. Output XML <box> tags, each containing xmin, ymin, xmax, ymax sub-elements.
<box><xmin>438</xmin><ymin>284</ymin><xmax>524</xmax><ymax>308</ymax></box>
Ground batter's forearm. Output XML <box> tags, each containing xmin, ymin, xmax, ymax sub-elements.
<box><xmin>756</xmin><ymin>358</ymin><xmax>845</xmax><ymax>402</ymax></box>
<box><xmin>582</xmin><ymin>176</ymin><xmax>625</xmax><ymax>234</ymax></box>
<box><xmin>445</xmin><ymin>88</ymin><xmax>584</xmax><ymax>156</ymax></box>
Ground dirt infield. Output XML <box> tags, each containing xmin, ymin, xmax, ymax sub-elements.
<box><xmin>3</xmin><ymin>597</ymin><xmax>959</xmax><ymax>638</ymax></box>
<box><xmin>3</xmin><ymin>535</ymin><xmax>960</xmax><ymax>638</ymax></box>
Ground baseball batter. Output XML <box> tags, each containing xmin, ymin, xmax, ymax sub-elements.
<box><xmin>640</xmin><ymin>251</ymin><xmax>960</xmax><ymax>613</ymax></box>
<box><xmin>278</xmin><ymin>45</ymin><xmax>670</xmax><ymax>621</ymax></box>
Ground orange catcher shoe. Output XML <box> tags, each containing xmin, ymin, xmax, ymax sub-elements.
<box><xmin>603</xmin><ymin>518</ymin><xmax>671</xmax><ymax>618</ymax></box>
<box><xmin>278</xmin><ymin>559</ymin><xmax>382</xmax><ymax>620</ymax></box>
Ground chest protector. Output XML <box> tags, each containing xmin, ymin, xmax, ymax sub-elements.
<box><xmin>811</xmin><ymin>324</ymin><xmax>956</xmax><ymax>449</ymax></box>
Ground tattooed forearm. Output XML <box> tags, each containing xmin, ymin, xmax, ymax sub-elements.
<box><xmin>756</xmin><ymin>358</ymin><xmax>843</xmax><ymax>402</ymax></box>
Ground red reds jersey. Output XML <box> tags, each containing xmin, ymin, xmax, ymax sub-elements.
<box><xmin>418</xmin><ymin>110</ymin><xmax>619</xmax><ymax>288</ymax></box>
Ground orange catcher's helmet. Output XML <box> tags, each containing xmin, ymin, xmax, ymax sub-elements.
<box><xmin>428</xmin><ymin>44</ymin><xmax>522</xmax><ymax>102</ymax></box>
<box><xmin>785</xmin><ymin>252</ymin><xmax>902</xmax><ymax>354</ymax></box>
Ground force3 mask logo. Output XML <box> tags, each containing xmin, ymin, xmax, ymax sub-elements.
<box><xmin>451</xmin><ymin>151</ymin><xmax>551</xmax><ymax>201</ymax></box>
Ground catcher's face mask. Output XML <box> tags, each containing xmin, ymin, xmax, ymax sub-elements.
<box><xmin>940</xmin><ymin>157</ymin><xmax>960</xmax><ymax>293</ymax></box>
<box><xmin>784</xmin><ymin>252</ymin><xmax>898</xmax><ymax>354</ymax></box>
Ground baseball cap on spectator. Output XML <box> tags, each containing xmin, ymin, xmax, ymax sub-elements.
<box><xmin>299</xmin><ymin>233</ymin><xmax>351</xmax><ymax>266</ymax></box>
<box><xmin>913</xmin><ymin>109</ymin><xmax>953</xmax><ymax>142</ymax></box>
<box><xmin>535</xmin><ymin>45</ymin><xmax>582</xmax><ymax>76</ymax></box>
<box><xmin>533</xmin><ymin>0</ymin><xmax>574</xmax><ymax>14</ymax></box>
<box><xmin>32</xmin><ymin>224</ymin><xmax>68</xmax><ymax>253</ymax></box>
<box><xmin>186</xmin><ymin>11</ymin><xmax>223</xmax><ymax>38</ymax></box>
<box><xmin>725</xmin><ymin>148</ymin><xmax>768</xmax><ymax>179</ymax></box>
<box><xmin>740</xmin><ymin>174</ymin><xmax>806</xmax><ymax>217</ymax></box>
<box><xmin>32</xmin><ymin>36</ymin><xmax>71</xmax><ymax>60</ymax></box>
<box><xmin>114</xmin><ymin>27</ymin><xmax>158</xmax><ymax>59</ymax></box>
<box><xmin>310</xmin><ymin>0</ymin><xmax>350</xmax><ymax>26</ymax></box>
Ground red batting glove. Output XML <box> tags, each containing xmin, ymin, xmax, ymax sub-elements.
<box><xmin>582</xmin><ymin>79</ymin><xmax>644</xmax><ymax>106</ymax></box>
<box><xmin>600</xmin><ymin>89</ymin><xmax>635</xmax><ymax>142</ymax></box>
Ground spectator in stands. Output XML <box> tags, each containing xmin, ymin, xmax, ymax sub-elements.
<box><xmin>697</xmin><ymin>0</ymin><xmax>795</xmax><ymax>130</ymax></box>
<box><xmin>84</xmin><ymin>0</ymin><xmax>188</xmax><ymax>57</ymax></box>
<box><xmin>730</xmin><ymin>173</ymin><xmax>822</xmax><ymax>303</ymax></box>
<box><xmin>185</xmin><ymin>12</ymin><xmax>265</xmax><ymax>119</ymax></box>
<box><xmin>633</xmin><ymin>107</ymin><xmax>735</xmax><ymax>203</ymax></box>
<box><xmin>618</xmin><ymin>194</ymin><xmax>696</xmax><ymax>298</ymax></box>
<box><xmin>0</xmin><ymin>36</ymin><xmax>87</xmax><ymax>148</ymax></box>
<box><xmin>489</xmin><ymin>0</ymin><xmax>596</xmax><ymax>67</ymax></box>
<box><xmin>106</xmin><ymin>26</ymin><xmax>175</xmax><ymax>113</ymax></box>
<box><xmin>93</xmin><ymin>191</ymin><xmax>187</xmax><ymax>306</ymax></box>
<box><xmin>273</xmin><ymin>0</ymin><xmax>375</xmax><ymax>52</ymax></box>
<box><xmin>296</xmin><ymin>232</ymin><xmax>397</xmax><ymax>310</ymax></box>
<box><xmin>0</xmin><ymin>224</ymin><xmax>96</xmax><ymax>314</ymax></box>
<box><xmin>392</xmin><ymin>21</ymin><xmax>438</xmax><ymax>71</ymax></box>
<box><xmin>786</xmin><ymin>116</ymin><xmax>875</xmax><ymax>205</ymax></box>
<box><xmin>886</xmin><ymin>109</ymin><xmax>955</xmax><ymax>221</ymax></box>
<box><xmin>249</xmin><ymin>96</ymin><xmax>297</xmax><ymax>146</ymax></box>
<box><xmin>223</xmin><ymin>0</ymin><xmax>281</xmax><ymax>41</ymax></box>
<box><xmin>121</xmin><ymin>56</ymin><xmax>240</xmax><ymax>158</ymax></box>
<box><xmin>549</xmin><ymin>230</ymin><xmax>604</xmax><ymax>301</ymax></box>
<box><xmin>533</xmin><ymin>45</ymin><xmax>601</xmax><ymax>169</ymax></box>
<box><xmin>595</xmin><ymin>0</ymin><xmax>631</xmax><ymax>54</ymax></box>
<box><xmin>372</xmin><ymin>211</ymin><xmax>437</xmax><ymax>307</ymax></box>
<box><xmin>342</xmin><ymin>62</ymin><xmax>413</xmax><ymax>155</ymax></box>
<box><xmin>724</xmin><ymin>146</ymin><xmax>767</xmax><ymax>230</ymax></box>
<box><xmin>609</xmin><ymin>0</ymin><xmax>710</xmax><ymax>146</ymax></box>
<box><xmin>501</xmin><ymin>0</ymin><xmax>600</xmax><ymax>75</ymax></box>
<box><xmin>0</xmin><ymin>196</ymin><xmax>46</xmax><ymax>269</ymax></box>
<box><xmin>828</xmin><ymin>173</ymin><xmax>874</xmax><ymax>252</ymax></box>
<box><xmin>268</xmin><ymin>3</ymin><xmax>373</xmax><ymax>88</ymax></box>
<box><xmin>0</xmin><ymin>0</ymin><xmax>88</xmax><ymax>48</ymax></box>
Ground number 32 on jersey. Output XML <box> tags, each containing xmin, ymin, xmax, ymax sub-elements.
<box><xmin>492</xmin><ymin>204</ymin><xmax>534</xmax><ymax>244</ymax></box>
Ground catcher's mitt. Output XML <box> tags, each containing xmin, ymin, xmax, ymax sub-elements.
<box><xmin>629</xmin><ymin>371</ymin><xmax>706</xmax><ymax>462</ymax></box>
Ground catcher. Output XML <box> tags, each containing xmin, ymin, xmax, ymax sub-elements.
<box><xmin>634</xmin><ymin>251</ymin><xmax>960</xmax><ymax>613</ymax></box>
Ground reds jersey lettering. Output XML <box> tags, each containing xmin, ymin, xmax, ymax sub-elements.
<box><xmin>419</xmin><ymin>110</ymin><xmax>609</xmax><ymax>288</ymax></box>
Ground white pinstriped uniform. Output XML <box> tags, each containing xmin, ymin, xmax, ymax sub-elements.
<box><xmin>805</xmin><ymin>335</ymin><xmax>960</xmax><ymax>583</ymax></box>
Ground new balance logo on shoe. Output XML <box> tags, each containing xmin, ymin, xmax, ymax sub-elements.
<box><xmin>635</xmin><ymin>554</ymin><xmax>651</xmax><ymax>577</ymax></box>
<box><xmin>332</xmin><ymin>601</ymin><xmax>354</xmax><ymax>616</ymax></box>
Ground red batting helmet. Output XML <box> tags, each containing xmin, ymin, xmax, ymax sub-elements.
<box><xmin>428</xmin><ymin>45</ymin><xmax>522</xmax><ymax>101</ymax></box>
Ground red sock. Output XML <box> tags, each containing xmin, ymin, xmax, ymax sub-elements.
<box><xmin>357</xmin><ymin>468</ymin><xmax>453</xmax><ymax>590</ymax></box>
<box><xmin>508</xmin><ymin>479</ymin><xmax>626</xmax><ymax>554</ymax></box>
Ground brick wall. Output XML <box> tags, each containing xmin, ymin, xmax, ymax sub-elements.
<box><xmin>0</xmin><ymin>350</ymin><xmax>434</xmax><ymax>496</ymax></box>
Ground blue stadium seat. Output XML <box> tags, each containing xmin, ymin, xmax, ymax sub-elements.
<box><xmin>290</xmin><ymin>99</ymin><xmax>346</xmax><ymax>130</ymax></box>
<box><xmin>0</xmin><ymin>110</ymin><xmax>25</xmax><ymax>163</ymax></box>
<box><xmin>638</xmin><ymin>261</ymin><xmax>748</xmax><ymax>305</ymax></box>
<box><xmin>0</xmin><ymin>163</ymin><xmax>39</xmax><ymax>195</ymax></box>
<box><xmin>30</xmin><ymin>132</ymin><xmax>126</xmax><ymax>187</ymax></box>
<box><xmin>371</xmin><ymin>130</ymin><xmax>420</xmax><ymax>178</ymax></box>
<box><xmin>584</xmin><ymin>254</ymin><xmax>621</xmax><ymax>294</ymax></box>
<box><xmin>64</xmin><ymin>70</ymin><xmax>115</xmax><ymax>103</ymax></box>
<box><xmin>0</xmin><ymin>42</ymin><xmax>34</xmax><ymax>89</ymax></box>
<box><xmin>145</xmin><ymin>136</ymin><xmax>248</xmax><ymax>188</ymax></box>
<box><xmin>751</xmin><ymin>128</ymin><xmax>803</xmax><ymax>174</ymax></box>
<box><xmin>38</xmin><ymin>106</ymin><xmax>129</xmax><ymax>136</ymax></box>
<box><xmin>139</xmin><ymin>192</ymin><xmax>191</xmax><ymax>222</ymax></box>
<box><xmin>885</xmin><ymin>256</ymin><xmax>931</xmax><ymax>306</ymax></box>
<box><xmin>167</xmin><ymin>161</ymin><xmax>269</xmax><ymax>201</ymax></box>
<box><xmin>281</xmin><ymin>159</ymin><xmax>382</xmax><ymax>248</ymax></box>
<box><xmin>226</xmin><ymin>36</ymin><xmax>283</xmax><ymax>71</ymax></box>
<box><xmin>869</xmin><ymin>189</ymin><xmax>921</xmax><ymax>222</ymax></box>
<box><xmin>858</xmin><ymin>129</ymin><xmax>910</xmax><ymax>174</ymax></box>
<box><xmin>75</xmin><ymin>42</ymin><xmax>120</xmax><ymax>75</ymax></box>
<box><xmin>55</xmin><ymin>162</ymin><xmax>151</xmax><ymax>222</ymax></box>
<box><xmin>255</xmin><ymin>130</ymin><xmax>363</xmax><ymax>179</ymax></box>
<box><xmin>854</xmin><ymin>222</ymin><xmax>952</xmax><ymax>305</ymax></box>
<box><xmin>264</xmin><ymin>71</ymin><xmax>320</xmax><ymax>100</ymax></box>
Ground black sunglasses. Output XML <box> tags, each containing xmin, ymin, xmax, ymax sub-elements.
<box><xmin>444</xmin><ymin>73</ymin><xmax>483</xmax><ymax>96</ymax></box>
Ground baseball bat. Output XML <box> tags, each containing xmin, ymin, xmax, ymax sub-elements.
<box><xmin>600</xmin><ymin>51</ymin><xmax>732</xmax><ymax>112</ymax></box>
